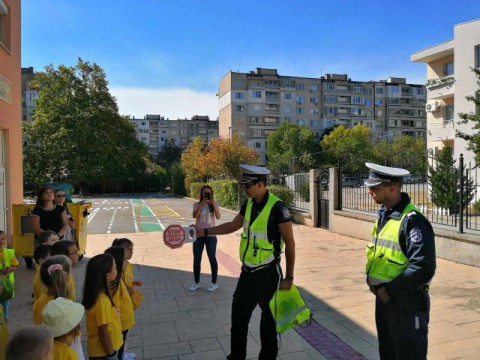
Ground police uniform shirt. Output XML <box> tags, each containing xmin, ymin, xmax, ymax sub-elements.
<box><xmin>379</xmin><ymin>192</ymin><xmax>436</xmax><ymax>308</ymax></box>
<box><xmin>240</xmin><ymin>190</ymin><xmax>292</xmax><ymax>244</ymax></box>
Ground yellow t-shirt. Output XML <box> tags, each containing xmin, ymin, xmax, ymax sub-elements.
<box><xmin>68</xmin><ymin>273</ymin><xmax>76</xmax><ymax>301</ymax></box>
<box><xmin>123</xmin><ymin>261</ymin><xmax>134</xmax><ymax>289</ymax></box>
<box><xmin>85</xmin><ymin>293</ymin><xmax>123</xmax><ymax>357</ymax></box>
<box><xmin>35</xmin><ymin>262</ymin><xmax>41</xmax><ymax>272</ymax></box>
<box><xmin>54</xmin><ymin>341</ymin><xmax>78</xmax><ymax>360</ymax></box>
<box><xmin>33</xmin><ymin>294</ymin><xmax>54</xmax><ymax>325</ymax></box>
<box><xmin>33</xmin><ymin>271</ymin><xmax>48</xmax><ymax>301</ymax></box>
<box><xmin>112</xmin><ymin>280</ymin><xmax>135</xmax><ymax>331</ymax></box>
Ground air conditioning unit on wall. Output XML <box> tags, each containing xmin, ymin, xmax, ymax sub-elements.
<box><xmin>425</xmin><ymin>101</ymin><xmax>438</xmax><ymax>112</ymax></box>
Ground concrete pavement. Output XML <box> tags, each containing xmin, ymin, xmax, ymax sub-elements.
<box><xmin>8</xmin><ymin>224</ymin><xmax>480</xmax><ymax>359</ymax></box>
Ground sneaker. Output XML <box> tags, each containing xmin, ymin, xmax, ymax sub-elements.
<box><xmin>207</xmin><ymin>283</ymin><xmax>218</xmax><ymax>292</ymax></box>
<box><xmin>189</xmin><ymin>283</ymin><xmax>200</xmax><ymax>292</ymax></box>
<box><xmin>123</xmin><ymin>352</ymin><xmax>136</xmax><ymax>360</ymax></box>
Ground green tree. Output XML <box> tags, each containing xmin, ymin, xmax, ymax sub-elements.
<box><xmin>23</xmin><ymin>59</ymin><xmax>149</xmax><ymax>192</ymax></box>
<box><xmin>320</xmin><ymin>125</ymin><xmax>374</xmax><ymax>172</ymax></box>
<box><xmin>181</xmin><ymin>136</ymin><xmax>208</xmax><ymax>189</ymax></box>
<box><xmin>157</xmin><ymin>138</ymin><xmax>182</xmax><ymax>167</ymax></box>
<box><xmin>266</xmin><ymin>122</ymin><xmax>318</xmax><ymax>177</ymax></box>
<box><xmin>373</xmin><ymin>136</ymin><xmax>427</xmax><ymax>174</ymax></box>
<box><xmin>429</xmin><ymin>144</ymin><xmax>475</xmax><ymax>214</ymax></box>
<box><xmin>457</xmin><ymin>67</ymin><xmax>480</xmax><ymax>161</ymax></box>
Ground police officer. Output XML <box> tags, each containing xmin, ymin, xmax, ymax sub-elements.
<box><xmin>194</xmin><ymin>164</ymin><xmax>295</xmax><ymax>360</ymax></box>
<box><xmin>364</xmin><ymin>162</ymin><xmax>436</xmax><ymax>360</ymax></box>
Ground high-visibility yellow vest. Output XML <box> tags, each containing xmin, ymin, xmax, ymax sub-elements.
<box><xmin>366</xmin><ymin>203</ymin><xmax>419</xmax><ymax>285</ymax></box>
<box><xmin>0</xmin><ymin>249</ymin><xmax>15</xmax><ymax>287</ymax></box>
<box><xmin>240</xmin><ymin>193</ymin><xmax>284</xmax><ymax>270</ymax></box>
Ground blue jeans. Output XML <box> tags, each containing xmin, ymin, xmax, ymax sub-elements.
<box><xmin>193</xmin><ymin>236</ymin><xmax>218</xmax><ymax>284</ymax></box>
<box><xmin>0</xmin><ymin>299</ymin><xmax>11</xmax><ymax>321</ymax></box>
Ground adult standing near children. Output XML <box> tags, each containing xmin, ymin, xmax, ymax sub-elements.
<box><xmin>54</xmin><ymin>189</ymin><xmax>75</xmax><ymax>240</ymax></box>
<box><xmin>364</xmin><ymin>162</ymin><xmax>436</xmax><ymax>360</ymax></box>
<box><xmin>27</xmin><ymin>187</ymin><xmax>69</xmax><ymax>268</ymax></box>
<box><xmin>190</xmin><ymin>185</ymin><xmax>221</xmax><ymax>292</ymax></box>
<box><xmin>194</xmin><ymin>164</ymin><xmax>295</xmax><ymax>360</ymax></box>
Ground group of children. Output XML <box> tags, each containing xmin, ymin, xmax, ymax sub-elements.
<box><xmin>2</xmin><ymin>236</ymin><xmax>143</xmax><ymax>360</ymax></box>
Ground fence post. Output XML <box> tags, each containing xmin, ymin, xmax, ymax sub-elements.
<box><xmin>459</xmin><ymin>153</ymin><xmax>464</xmax><ymax>234</ymax></box>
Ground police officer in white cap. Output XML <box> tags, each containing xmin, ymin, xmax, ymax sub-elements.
<box><xmin>194</xmin><ymin>164</ymin><xmax>295</xmax><ymax>360</ymax></box>
<box><xmin>364</xmin><ymin>162</ymin><xmax>436</xmax><ymax>359</ymax></box>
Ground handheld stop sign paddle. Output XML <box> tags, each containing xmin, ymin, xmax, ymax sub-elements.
<box><xmin>163</xmin><ymin>224</ymin><xmax>196</xmax><ymax>249</ymax></box>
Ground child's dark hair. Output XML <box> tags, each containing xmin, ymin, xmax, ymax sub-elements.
<box><xmin>33</xmin><ymin>244</ymin><xmax>52</xmax><ymax>264</ymax></box>
<box><xmin>82</xmin><ymin>253</ymin><xmax>115</xmax><ymax>310</ymax></box>
<box><xmin>51</xmin><ymin>240</ymin><xmax>75</xmax><ymax>257</ymax></box>
<box><xmin>6</xmin><ymin>326</ymin><xmax>53</xmax><ymax>360</ymax></box>
<box><xmin>40</xmin><ymin>255</ymin><xmax>72</xmax><ymax>299</ymax></box>
<box><xmin>37</xmin><ymin>230</ymin><xmax>58</xmax><ymax>245</ymax></box>
<box><xmin>112</xmin><ymin>238</ymin><xmax>133</xmax><ymax>247</ymax></box>
<box><xmin>104</xmin><ymin>247</ymin><xmax>125</xmax><ymax>295</ymax></box>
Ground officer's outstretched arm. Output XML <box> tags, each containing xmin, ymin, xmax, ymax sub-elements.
<box><xmin>195</xmin><ymin>213</ymin><xmax>244</xmax><ymax>238</ymax></box>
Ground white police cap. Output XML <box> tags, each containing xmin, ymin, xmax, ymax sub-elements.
<box><xmin>365</xmin><ymin>162</ymin><xmax>410</xmax><ymax>187</ymax></box>
<box><xmin>239</xmin><ymin>164</ymin><xmax>270</xmax><ymax>184</ymax></box>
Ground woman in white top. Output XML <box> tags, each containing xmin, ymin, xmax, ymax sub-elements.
<box><xmin>190</xmin><ymin>185</ymin><xmax>221</xmax><ymax>292</ymax></box>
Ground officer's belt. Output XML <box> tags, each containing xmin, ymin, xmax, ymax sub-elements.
<box><xmin>241</xmin><ymin>260</ymin><xmax>278</xmax><ymax>273</ymax></box>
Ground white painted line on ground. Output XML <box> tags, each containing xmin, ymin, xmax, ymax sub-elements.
<box><xmin>131</xmin><ymin>199</ymin><xmax>139</xmax><ymax>233</ymax></box>
<box><xmin>87</xmin><ymin>207</ymin><xmax>100</xmax><ymax>224</ymax></box>
<box><xmin>106</xmin><ymin>207</ymin><xmax>118</xmax><ymax>234</ymax></box>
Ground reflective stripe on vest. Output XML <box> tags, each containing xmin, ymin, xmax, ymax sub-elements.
<box><xmin>240</xmin><ymin>193</ymin><xmax>284</xmax><ymax>269</ymax></box>
<box><xmin>366</xmin><ymin>203</ymin><xmax>419</xmax><ymax>285</ymax></box>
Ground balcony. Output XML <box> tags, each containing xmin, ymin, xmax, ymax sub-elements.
<box><xmin>426</xmin><ymin>75</ymin><xmax>455</xmax><ymax>100</ymax></box>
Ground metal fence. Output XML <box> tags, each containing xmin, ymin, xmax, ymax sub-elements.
<box><xmin>340</xmin><ymin>154</ymin><xmax>480</xmax><ymax>233</ymax></box>
<box><xmin>284</xmin><ymin>172</ymin><xmax>310</xmax><ymax>212</ymax></box>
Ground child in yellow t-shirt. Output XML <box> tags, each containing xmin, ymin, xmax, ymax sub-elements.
<box><xmin>32</xmin><ymin>244</ymin><xmax>52</xmax><ymax>301</ymax></box>
<box><xmin>82</xmin><ymin>253</ymin><xmax>123</xmax><ymax>359</ymax></box>
<box><xmin>105</xmin><ymin>246</ymin><xmax>135</xmax><ymax>360</ymax></box>
<box><xmin>0</xmin><ymin>231</ymin><xmax>19</xmax><ymax>321</ymax></box>
<box><xmin>112</xmin><ymin>238</ymin><xmax>143</xmax><ymax>308</ymax></box>
<box><xmin>42</xmin><ymin>297</ymin><xmax>84</xmax><ymax>360</ymax></box>
<box><xmin>5</xmin><ymin>326</ymin><xmax>53</xmax><ymax>360</ymax></box>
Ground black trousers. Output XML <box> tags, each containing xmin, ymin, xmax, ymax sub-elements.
<box><xmin>227</xmin><ymin>264</ymin><xmax>280</xmax><ymax>360</ymax></box>
<box><xmin>375</xmin><ymin>294</ymin><xmax>430</xmax><ymax>360</ymax></box>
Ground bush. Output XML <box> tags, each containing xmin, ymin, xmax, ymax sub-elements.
<box><xmin>473</xmin><ymin>199</ymin><xmax>480</xmax><ymax>214</ymax></box>
<box><xmin>299</xmin><ymin>182</ymin><xmax>310</xmax><ymax>202</ymax></box>
<box><xmin>268</xmin><ymin>185</ymin><xmax>294</xmax><ymax>208</ymax></box>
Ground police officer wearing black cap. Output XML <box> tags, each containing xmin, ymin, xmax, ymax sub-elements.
<box><xmin>364</xmin><ymin>162</ymin><xmax>436</xmax><ymax>359</ymax></box>
<box><xmin>194</xmin><ymin>164</ymin><xmax>295</xmax><ymax>360</ymax></box>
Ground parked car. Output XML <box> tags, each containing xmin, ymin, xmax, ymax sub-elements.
<box><xmin>403</xmin><ymin>175</ymin><xmax>426</xmax><ymax>184</ymax></box>
<box><xmin>342</xmin><ymin>176</ymin><xmax>363</xmax><ymax>187</ymax></box>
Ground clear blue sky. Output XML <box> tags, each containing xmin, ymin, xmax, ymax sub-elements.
<box><xmin>22</xmin><ymin>0</ymin><xmax>480</xmax><ymax>119</ymax></box>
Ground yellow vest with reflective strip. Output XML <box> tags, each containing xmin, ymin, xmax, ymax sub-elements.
<box><xmin>240</xmin><ymin>193</ymin><xmax>284</xmax><ymax>269</ymax></box>
<box><xmin>0</xmin><ymin>249</ymin><xmax>15</xmax><ymax>289</ymax></box>
<box><xmin>366</xmin><ymin>203</ymin><xmax>419</xmax><ymax>285</ymax></box>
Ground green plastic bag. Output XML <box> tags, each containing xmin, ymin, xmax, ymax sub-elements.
<box><xmin>269</xmin><ymin>284</ymin><xmax>311</xmax><ymax>333</ymax></box>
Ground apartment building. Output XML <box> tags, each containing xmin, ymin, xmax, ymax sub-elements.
<box><xmin>218</xmin><ymin>68</ymin><xmax>426</xmax><ymax>165</ymax></box>
<box><xmin>21</xmin><ymin>66</ymin><xmax>38</xmax><ymax>122</ymax></box>
<box><xmin>0</xmin><ymin>0</ymin><xmax>24</xmax><ymax>235</ymax></box>
<box><xmin>131</xmin><ymin>115</ymin><xmax>219</xmax><ymax>159</ymax></box>
<box><xmin>411</xmin><ymin>19</ymin><xmax>480</xmax><ymax>166</ymax></box>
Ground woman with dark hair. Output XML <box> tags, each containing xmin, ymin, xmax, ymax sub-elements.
<box><xmin>190</xmin><ymin>185</ymin><xmax>221</xmax><ymax>292</ymax></box>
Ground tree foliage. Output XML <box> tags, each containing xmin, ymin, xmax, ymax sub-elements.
<box><xmin>157</xmin><ymin>138</ymin><xmax>182</xmax><ymax>168</ymax></box>
<box><xmin>23</xmin><ymin>59</ymin><xmax>149</xmax><ymax>190</ymax></box>
<box><xmin>373</xmin><ymin>136</ymin><xmax>427</xmax><ymax>174</ymax></box>
<box><xmin>428</xmin><ymin>144</ymin><xmax>475</xmax><ymax>214</ymax></box>
<box><xmin>320</xmin><ymin>125</ymin><xmax>373</xmax><ymax>172</ymax></box>
<box><xmin>457</xmin><ymin>67</ymin><xmax>480</xmax><ymax>161</ymax></box>
<box><xmin>266</xmin><ymin>122</ymin><xmax>318</xmax><ymax>176</ymax></box>
<box><xmin>180</xmin><ymin>137</ymin><xmax>208</xmax><ymax>187</ymax></box>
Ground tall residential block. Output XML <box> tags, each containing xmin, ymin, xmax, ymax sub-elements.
<box><xmin>0</xmin><ymin>0</ymin><xmax>23</xmax><ymax>235</ymax></box>
<box><xmin>130</xmin><ymin>115</ymin><xmax>219</xmax><ymax>160</ymax></box>
<box><xmin>412</xmin><ymin>19</ymin><xmax>480</xmax><ymax>166</ymax></box>
<box><xmin>218</xmin><ymin>68</ymin><xmax>426</xmax><ymax>165</ymax></box>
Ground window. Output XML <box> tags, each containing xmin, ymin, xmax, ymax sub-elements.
<box><xmin>352</xmin><ymin>86</ymin><xmax>363</xmax><ymax>93</ymax></box>
<box><xmin>297</xmin><ymin>83</ymin><xmax>305</xmax><ymax>91</ymax></box>
<box><xmin>264</xmin><ymin>117</ymin><xmax>277</xmax><ymax>123</ymax></box>
<box><xmin>283</xmin><ymin>80</ymin><xmax>293</xmax><ymax>88</ymax></box>
<box><xmin>351</xmin><ymin>108</ymin><xmax>363</xmax><ymax>115</ymax></box>
<box><xmin>310</xmin><ymin>84</ymin><xmax>319</xmax><ymax>91</ymax></box>
<box><xmin>352</xmin><ymin>96</ymin><xmax>364</xmax><ymax>104</ymax></box>
<box><xmin>375</xmin><ymin>99</ymin><xmax>383</xmax><ymax>105</ymax></box>
<box><xmin>416</xmin><ymin>88</ymin><xmax>424</xmax><ymax>95</ymax></box>
<box><xmin>0</xmin><ymin>2</ymin><xmax>11</xmax><ymax>51</ymax></box>
<box><xmin>325</xmin><ymin>95</ymin><xmax>336</xmax><ymax>103</ymax></box>
<box><xmin>311</xmin><ymin>120</ymin><xmax>319</xmax><ymax>127</ymax></box>
<box><xmin>296</xmin><ymin>95</ymin><xmax>305</xmax><ymax>103</ymax></box>
<box><xmin>235</xmin><ymin>105</ymin><xmax>244</xmax><ymax>112</ymax></box>
<box><xmin>296</xmin><ymin>108</ymin><xmax>304</xmax><ymax>114</ymax></box>
<box><xmin>264</xmin><ymin>80</ymin><xmax>277</xmax><ymax>87</ymax></box>
<box><xmin>234</xmin><ymin>92</ymin><xmax>244</xmax><ymax>99</ymax></box>
<box><xmin>310</xmin><ymin>109</ymin><xmax>319</xmax><ymax>115</ymax></box>
<box><xmin>324</xmin><ymin>107</ymin><xmax>336</xmax><ymax>114</ymax></box>
<box><xmin>324</xmin><ymin>84</ymin><xmax>335</xmax><ymax>91</ymax></box>
<box><xmin>476</xmin><ymin>45</ymin><xmax>480</xmax><ymax>68</ymax></box>
<box><xmin>284</xmin><ymin>93</ymin><xmax>292</xmax><ymax>100</ymax></box>
<box><xmin>365</xmin><ymin>99</ymin><xmax>372</xmax><ymax>106</ymax></box>
<box><xmin>445</xmin><ymin>104</ymin><xmax>454</xmax><ymax>121</ymax></box>
<box><xmin>310</xmin><ymin>97</ymin><xmax>319</xmax><ymax>104</ymax></box>
<box><xmin>252</xmin><ymin>129</ymin><xmax>262</xmax><ymax>136</ymax></box>
<box><xmin>252</xmin><ymin>90</ymin><xmax>262</xmax><ymax>98</ymax></box>
<box><xmin>365</xmin><ymin>88</ymin><xmax>373</xmax><ymax>95</ymax></box>
<box><xmin>141</xmin><ymin>121</ymin><xmax>147</xmax><ymax>126</ymax></box>
<box><xmin>297</xmin><ymin>120</ymin><xmax>305</xmax><ymax>126</ymax></box>
<box><xmin>284</xmin><ymin>106</ymin><xmax>291</xmax><ymax>113</ymax></box>
<box><xmin>390</xmin><ymin>86</ymin><xmax>399</xmax><ymax>94</ymax></box>
<box><xmin>445</xmin><ymin>62</ymin><xmax>454</xmax><ymax>76</ymax></box>
<box><xmin>376</xmin><ymin>88</ymin><xmax>384</xmax><ymax>94</ymax></box>
<box><xmin>389</xmin><ymin>98</ymin><xmax>400</xmax><ymax>105</ymax></box>
<box><xmin>254</xmin><ymin>142</ymin><xmax>262</xmax><ymax>149</ymax></box>
<box><xmin>250</xmin><ymin>117</ymin><xmax>259</xmax><ymax>124</ymax></box>
<box><xmin>377</xmin><ymin>110</ymin><xmax>382</xmax><ymax>116</ymax></box>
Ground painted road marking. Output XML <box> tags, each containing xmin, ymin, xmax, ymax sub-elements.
<box><xmin>130</xmin><ymin>199</ymin><xmax>139</xmax><ymax>233</ymax></box>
